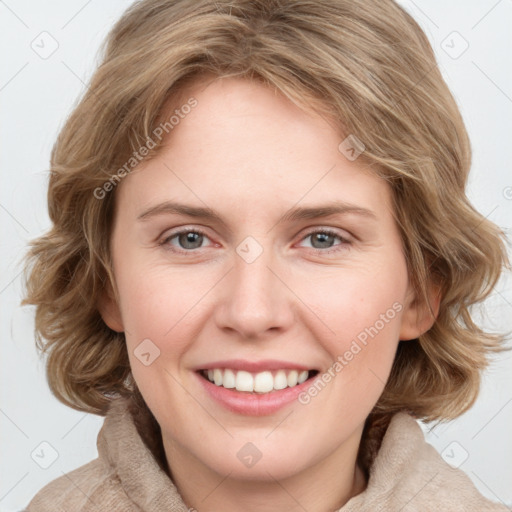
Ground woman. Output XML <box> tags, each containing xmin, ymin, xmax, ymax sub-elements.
<box><xmin>22</xmin><ymin>0</ymin><xmax>509</xmax><ymax>510</ymax></box>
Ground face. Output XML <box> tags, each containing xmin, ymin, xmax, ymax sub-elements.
<box><xmin>101</xmin><ymin>76</ymin><xmax>428</xmax><ymax>484</ymax></box>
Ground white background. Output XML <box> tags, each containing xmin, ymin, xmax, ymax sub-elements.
<box><xmin>1</xmin><ymin>1</ymin><xmax>511</xmax><ymax>510</ymax></box>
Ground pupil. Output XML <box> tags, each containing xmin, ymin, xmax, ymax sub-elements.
<box><xmin>180</xmin><ymin>232</ymin><xmax>202</xmax><ymax>249</ymax></box>
<box><xmin>313</xmin><ymin>233</ymin><xmax>333</xmax><ymax>249</ymax></box>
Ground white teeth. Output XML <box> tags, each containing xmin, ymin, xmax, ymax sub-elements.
<box><xmin>203</xmin><ymin>368</ymin><xmax>312</xmax><ymax>393</ymax></box>
<box><xmin>254</xmin><ymin>371</ymin><xmax>274</xmax><ymax>393</ymax></box>
<box><xmin>236</xmin><ymin>371</ymin><xmax>254</xmax><ymax>392</ymax></box>
<box><xmin>223</xmin><ymin>369</ymin><xmax>236</xmax><ymax>389</ymax></box>
<box><xmin>274</xmin><ymin>370</ymin><xmax>288</xmax><ymax>390</ymax></box>
<box><xmin>213</xmin><ymin>369</ymin><xmax>223</xmax><ymax>386</ymax></box>
<box><xmin>298</xmin><ymin>370</ymin><xmax>309</xmax><ymax>384</ymax></box>
<box><xmin>287</xmin><ymin>370</ymin><xmax>298</xmax><ymax>387</ymax></box>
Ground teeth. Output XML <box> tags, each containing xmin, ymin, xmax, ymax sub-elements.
<box><xmin>236</xmin><ymin>371</ymin><xmax>254</xmax><ymax>392</ymax></box>
<box><xmin>223</xmin><ymin>369</ymin><xmax>236</xmax><ymax>388</ymax></box>
<box><xmin>298</xmin><ymin>370</ymin><xmax>309</xmax><ymax>384</ymax></box>
<box><xmin>287</xmin><ymin>370</ymin><xmax>298</xmax><ymax>387</ymax></box>
<box><xmin>254</xmin><ymin>371</ymin><xmax>273</xmax><ymax>393</ymax></box>
<box><xmin>274</xmin><ymin>370</ymin><xmax>288</xmax><ymax>390</ymax></box>
<box><xmin>213</xmin><ymin>369</ymin><xmax>223</xmax><ymax>386</ymax></box>
<box><xmin>203</xmin><ymin>368</ymin><xmax>312</xmax><ymax>393</ymax></box>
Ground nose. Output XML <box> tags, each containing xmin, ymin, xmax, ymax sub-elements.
<box><xmin>213</xmin><ymin>244</ymin><xmax>296</xmax><ymax>341</ymax></box>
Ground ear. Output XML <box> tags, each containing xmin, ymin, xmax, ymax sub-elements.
<box><xmin>98</xmin><ymin>284</ymin><xmax>124</xmax><ymax>333</ymax></box>
<box><xmin>399</xmin><ymin>280</ymin><xmax>441</xmax><ymax>341</ymax></box>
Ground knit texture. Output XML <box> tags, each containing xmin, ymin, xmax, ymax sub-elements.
<box><xmin>26</xmin><ymin>396</ymin><xmax>509</xmax><ymax>511</ymax></box>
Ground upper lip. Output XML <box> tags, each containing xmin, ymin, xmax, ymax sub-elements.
<box><xmin>194</xmin><ymin>359</ymin><xmax>315</xmax><ymax>373</ymax></box>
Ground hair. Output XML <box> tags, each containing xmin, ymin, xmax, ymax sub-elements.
<box><xmin>22</xmin><ymin>0</ymin><xmax>509</xmax><ymax>440</ymax></box>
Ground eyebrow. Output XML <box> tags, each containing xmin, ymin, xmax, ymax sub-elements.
<box><xmin>137</xmin><ymin>200</ymin><xmax>378</xmax><ymax>229</ymax></box>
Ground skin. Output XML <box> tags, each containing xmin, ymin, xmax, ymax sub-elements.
<box><xmin>100</xmin><ymin>76</ymin><xmax>438</xmax><ymax>512</ymax></box>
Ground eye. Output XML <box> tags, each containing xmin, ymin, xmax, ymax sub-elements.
<box><xmin>159</xmin><ymin>227</ymin><xmax>352</xmax><ymax>255</ymax></box>
<box><xmin>297</xmin><ymin>228</ymin><xmax>351</xmax><ymax>254</ymax></box>
<box><xmin>160</xmin><ymin>228</ymin><xmax>213</xmax><ymax>252</ymax></box>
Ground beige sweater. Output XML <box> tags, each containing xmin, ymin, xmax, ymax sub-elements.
<box><xmin>26</xmin><ymin>396</ymin><xmax>508</xmax><ymax>511</ymax></box>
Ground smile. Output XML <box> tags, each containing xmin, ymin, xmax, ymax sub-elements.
<box><xmin>201</xmin><ymin>368</ymin><xmax>318</xmax><ymax>393</ymax></box>
<box><xmin>195</xmin><ymin>361</ymin><xmax>321</xmax><ymax>415</ymax></box>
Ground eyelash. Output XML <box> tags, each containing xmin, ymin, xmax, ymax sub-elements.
<box><xmin>159</xmin><ymin>227</ymin><xmax>351</xmax><ymax>255</ymax></box>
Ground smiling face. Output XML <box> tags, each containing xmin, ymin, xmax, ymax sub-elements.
<box><xmin>100</xmin><ymin>76</ymin><xmax>430</xmax><ymax>491</ymax></box>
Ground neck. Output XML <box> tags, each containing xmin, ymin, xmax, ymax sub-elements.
<box><xmin>163</xmin><ymin>426</ymin><xmax>368</xmax><ymax>512</ymax></box>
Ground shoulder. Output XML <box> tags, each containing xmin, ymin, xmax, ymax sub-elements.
<box><xmin>392</xmin><ymin>413</ymin><xmax>508</xmax><ymax>510</ymax></box>
<box><xmin>24</xmin><ymin>395</ymin><xmax>181</xmax><ymax>511</ymax></box>
<box><xmin>347</xmin><ymin>412</ymin><xmax>509</xmax><ymax>511</ymax></box>
<box><xmin>25</xmin><ymin>458</ymin><xmax>139</xmax><ymax>512</ymax></box>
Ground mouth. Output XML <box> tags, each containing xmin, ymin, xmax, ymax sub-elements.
<box><xmin>198</xmin><ymin>368</ymin><xmax>320</xmax><ymax>394</ymax></box>
<box><xmin>193</xmin><ymin>359</ymin><xmax>322</xmax><ymax>415</ymax></box>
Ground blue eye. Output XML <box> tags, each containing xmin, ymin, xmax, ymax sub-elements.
<box><xmin>160</xmin><ymin>229</ymin><xmax>211</xmax><ymax>251</ymax></box>
<box><xmin>159</xmin><ymin>227</ymin><xmax>351</xmax><ymax>255</ymax></box>
<box><xmin>298</xmin><ymin>229</ymin><xmax>350</xmax><ymax>254</ymax></box>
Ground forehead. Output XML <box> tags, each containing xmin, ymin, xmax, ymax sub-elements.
<box><xmin>115</xmin><ymin>76</ymin><xmax>392</xmax><ymax>222</ymax></box>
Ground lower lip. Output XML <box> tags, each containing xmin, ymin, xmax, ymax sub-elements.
<box><xmin>195</xmin><ymin>372</ymin><xmax>315</xmax><ymax>416</ymax></box>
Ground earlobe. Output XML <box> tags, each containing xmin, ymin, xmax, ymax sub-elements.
<box><xmin>98</xmin><ymin>287</ymin><xmax>124</xmax><ymax>333</ymax></box>
<box><xmin>399</xmin><ymin>282</ymin><xmax>441</xmax><ymax>341</ymax></box>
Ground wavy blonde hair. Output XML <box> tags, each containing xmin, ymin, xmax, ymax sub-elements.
<box><xmin>22</xmin><ymin>0</ymin><xmax>509</xmax><ymax>435</ymax></box>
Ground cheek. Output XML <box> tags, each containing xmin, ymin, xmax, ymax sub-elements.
<box><xmin>300</xmin><ymin>258</ymin><xmax>407</xmax><ymax>340</ymax></box>
<box><xmin>115</xmin><ymin>262</ymin><xmax>214</xmax><ymax>359</ymax></box>
<box><xmin>298</xmin><ymin>257</ymin><xmax>407</xmax><ymax>392</ymax></box>
<box><xmin>116</xmin><ymin>266</ymin><xmax>203</xmax><ymax>419</ymax></box>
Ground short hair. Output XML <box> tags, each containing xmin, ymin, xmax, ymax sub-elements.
<box><xmin>22</xmin><ymin>0</ymin><xmax>509</xmax><ymax>428</ymax></box>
